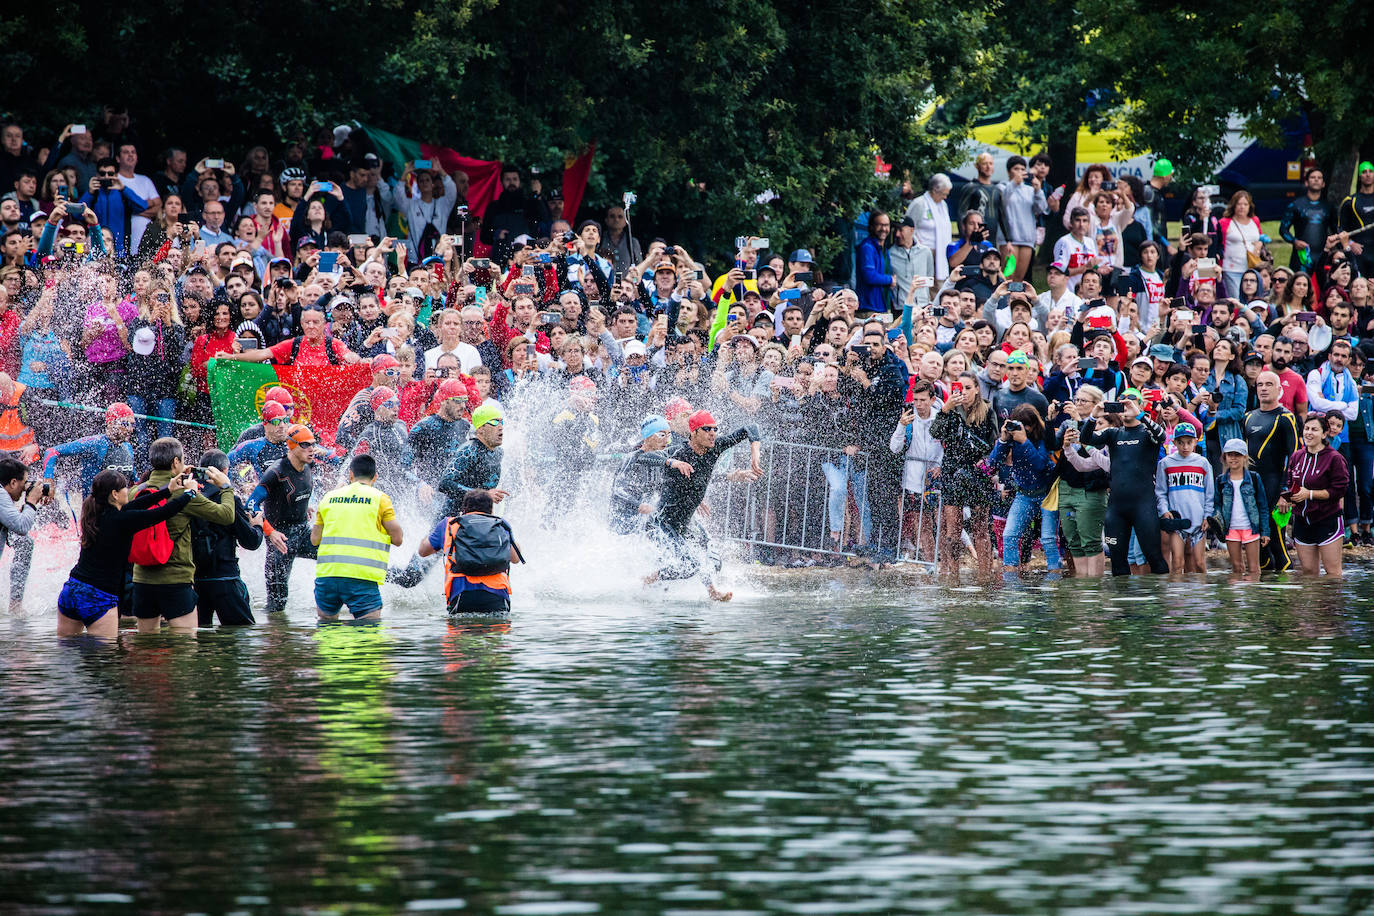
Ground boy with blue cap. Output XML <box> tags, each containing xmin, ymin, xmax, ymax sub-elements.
<box><xmin>1154</xmin><ymin>421</ymin><xmax>1214</xmax><ymax>572</ymax></box>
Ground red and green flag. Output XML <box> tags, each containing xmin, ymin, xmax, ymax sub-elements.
<box><xmin>206</xmin><ymin>358</ymin><xmax>372</xmax><ymax>450</ymax></box>
<box><xmin>361</xmin><ymin>123</ymin><xmax>595</xmax><ymax>223</ymax></box>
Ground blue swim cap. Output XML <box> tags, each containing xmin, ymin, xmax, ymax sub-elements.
<box><xmin>640</xmin><ymin>415</ymin><xmax>669</xmax><ymax>440</ymax></box>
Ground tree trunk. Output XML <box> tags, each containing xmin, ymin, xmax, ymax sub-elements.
<box><xmin>1327</xmin><ymin>141</ymin><xmax>1362</xmax><ymax>201</ymax></box>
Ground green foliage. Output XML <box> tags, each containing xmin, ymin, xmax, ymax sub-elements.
<box><xmin>2</xmin><ymin>0</ymin><xmax>989</xmax><ymax>266</ymax></box>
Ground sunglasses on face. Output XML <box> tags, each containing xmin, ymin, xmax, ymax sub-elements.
<box><xmin>699</xmin><ymin>425</ymin><xmax>718</xmax><ymax>432</ymax></box>
<box><xmin>483</xmin><ymin>419</ymin><xmax>504</xmax><ymax>428</ymax></box>
<box><xmin>380</xmin><ymin>400</ymin><xmax>399</xmax><ymax>410</ymax></box>
<box><xmin>382</xmin><ymin>369</ymin><xmax>401</xmax><ymax>377</ymax></box>
<box><xmin>266</xmin><ymin>417</ymin><xmax>290</xmax><ymax>426</ymax></box>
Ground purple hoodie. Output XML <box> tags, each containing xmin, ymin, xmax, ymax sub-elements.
<box><xmin>1284</xmin><ymin>445</ymin><xmax>1350</xmax><ymax>524</ymax></box>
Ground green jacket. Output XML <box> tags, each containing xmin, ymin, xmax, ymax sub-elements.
<box><xmin>131</xmin><ymin>470</ymin><xmax>234</xmax><ymax>585</ymax></box>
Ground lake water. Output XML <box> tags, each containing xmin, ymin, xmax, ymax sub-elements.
<box><xmin>1</xmin><ymin>556</ymin><xmax>1372</xmax><ymax>914</ymax></box>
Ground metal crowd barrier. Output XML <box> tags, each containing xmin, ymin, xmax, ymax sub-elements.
<box><xmin>710</xmin><ymin>440</ymin><xmax>891</xmax><ymax>559</ymax></box>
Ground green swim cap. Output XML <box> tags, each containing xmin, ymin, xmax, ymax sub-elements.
<box><xmin>1360</xmin><ymin>161</ymin><xmax>1374</xmax><ymax>174</ymax></box>
<box><xmin>1153</xmin><ymin>158</ymin><xmax>1174</xmax><ymax>178</ymax></box>
<box><xmin>471</xmin><ymin>403</ymin><xmax>504</xmax><ymax>428</ymax></box>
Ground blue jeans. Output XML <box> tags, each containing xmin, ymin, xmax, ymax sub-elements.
<box><xmin>822</xmin><ymin>455</ymin><xmax>871</xmax><ymax>543</ymax></box>
<box><xmin>1001</xmin><ymin>491</ymin><xmax>1061</xmax><ymax>570</ymax></box>
<box><xmin>125</xmin><ymin>394</ymin><xmax>177</xmax><ymax>465</ymax></box>
<box><xmin>1222</xmin><ymin>270</ymin><xmax>1246</xmax><ymax>299</ymax></box>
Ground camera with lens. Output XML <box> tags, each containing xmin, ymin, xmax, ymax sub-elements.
<box><xmin>1004</xmin><ymin>419</ymin><xmax>1024</xmax><ymax>432</ymax></box>
<box><xmin>561</xmin><ymin>230</ymin><xmax>577</xmax><ymax>244</ymax></box>
<box><xmin>188</xmin><ymin>467</ymin><xmax>209</xmax><ymax>484</ymax></box>
<box><xmin>968</xmin><ymin>227</ymin><xmax>986</xmax><ymax>244</ymax></box>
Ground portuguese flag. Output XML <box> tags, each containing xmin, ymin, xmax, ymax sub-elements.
<box><xmin>361</xmin><ymin>123</ymin><xmax>596</xmax><ymax>223</ymax></box>
<box><xmin>206</xmin><ymin>358</ymin><xmax>372</xmax><ymax>450</ymax></box>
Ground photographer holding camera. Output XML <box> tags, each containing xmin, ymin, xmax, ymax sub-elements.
<box><xmin>189</xmin><ymin>449</ymin><xmax>263</xmax><ymax>626</ymax></box>
<box><xmin>0</xmin><ymin>456</ymin><xmax>48</xmax><ymax>613</ymax></box>
<box><xmin>130</xmin><ymin>437</ymin><xmax>234</xmax><ymax>633</ymax></box>
<box><xmin>946</xmin><ymin>211</ymin><xmax>996</xmax><ymax>274</ymax></box>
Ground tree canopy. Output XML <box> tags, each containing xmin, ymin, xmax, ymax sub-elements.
<box><xmin>3</xmin><ymin>0</ymin><xmax>1370</xmax><ymax>258</ymax></box>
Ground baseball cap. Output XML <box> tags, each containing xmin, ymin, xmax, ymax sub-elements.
<box><xmin>295</xmin><ymin>236</ymin><xmax>319</xmax><ymax>249</ymax></box>
<box><xmin>1222</xmin><ymin>438</ymin><xmax>1249</xmax><ymax>456</ymax></box>
<box><xmin>623</xmin><ymin>340</ymin><xmax>648</xmax><ymax>358</ymax></box>
<box><xmin>1148</xmin><ymin>344</ymin><xmax>1176</xmax><ymax>362</ymax></box>
<box><xmin>261</xmin><ymin>401</ymin><xmax>287</xmax><ymax>422</ymax></box>
<box><xmin>1006</xmin><ymin>350</ymin><xmax>1029</xmax><ymax>367</ymax></box>
<box><xmin>471</xmin><ymin>403</ymin><xmax>503</xmax><ymax>428</ymax></box>
<box><xmin>653</xmin><ymin>260</ymin><xmax>676</xmax><ymax>273</ymax></box>
<box><xmin>665</xmin><ymin>397</ymin><xmax>692</xmax><ymax>420</ymax></box>
<box><xmin>1174</xmin><ymin>422</ymin><xmax>1198</xmax><ymax>439</ymax></box>
<box><xmin>131</xmin><ymin>327</ymin><xmax>157</xmax><ymax>356</ymax></box>
<box><xmin>688</xmin><ymin>409</ymin><xmax>717</xmax><ymax>432</ymax></box>
<box><xmin>369</xmin><ymin>386</ymin><xmax>398</xmax><ymax>412</ymax></box>
<box><xmin>370</xmin><ymin>354</ymin><xmax>400</xmax><ymax>372</ymax></box>
<box><xmin>1048</xmin><ymin>261</ymin><xmax>1067</xmax><ymax>274</ymax></box>
<box><xmin>788</xmin><ymin>249</ymin><xmax>814</xmax><ymax>264</ymax></box>
<box><xmin>429</xmin><ymin>378</ymin><xmax>469</xmax><ymax>412</ymax></box>
<box><xmin>731</xmin><ymin>333</ymin><xmax>759</xmax><ymax>348</ymax></box>
<box><xmin>1242</xmin><ymin>348</ymin><xmax>1264</xmax><ymax>363</ymax></box>
<box><xmin>756</xmin><ymin>263</ymin><xmax>777</xmax><ymax>276</ymax></box>
<box><xmin>1130</xmin><ymin>356</ymin><xmax>1153</xmax><ymax>370</ymax></box>
<box><xmin>900</xmin><ymin>215</ymin><xmax>916</xmax><ymax>229</ymax></box>
<box><xmin>640</xmin><ymin>415</ymin><xmax>669</xmax><ymax>440</ymax></box>
<box><xmin>106</xmin><ymin>402</ymin><xmax>135</xmax><ymax>423</ymax></box>
<box><xmin>403</xmin><ymin>286</ymin><xmax>424</xmax><ymax>299</ymax></box>
<box><xmin>269</xmin><ymin>256</ymin><xmax>291</xmax><ymax>267</ymax></box>
<box><xmin>1152</xmin><ymin>158</ymin><xmax>1174</xmax><ymax>178</ymax></box>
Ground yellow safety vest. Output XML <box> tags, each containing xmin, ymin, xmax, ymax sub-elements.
<box><xmin>314</xmin><ymin>481</ymin><xmax>392</xmax><ymax>583</ymax></box>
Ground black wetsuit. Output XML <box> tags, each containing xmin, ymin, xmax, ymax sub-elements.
<box><xmin>609</xmin><ymin>449</ymin><xmax>669</xmax><ymax>535</ymax></box>
<box><xmin>1082</xmin><ymin>414</ymin><xmax>1169</xmax><ymax>576</ymax></box>
<box><xmin>650</xmin><ymin>425</ymin><xmax>760</xmax><ymax>583</ymax></box>
<box><xmin>1244</xmin><ymin>406</ymin><xmax>1299</xmax><ymax>571</ymax></box>
<box><xmin>1280</xmin><ymin>195</ymin><xmax>1337</xmax><ymax>271</ymax></box>
<box><xmin>247</xmin><ymin>457</ymin><xmax>316</xmax><ymax>612</ymax></box>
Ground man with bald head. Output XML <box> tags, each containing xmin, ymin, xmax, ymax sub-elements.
<box><xmin>1244</xmin><ymin>370</ymin><xmax>1299</xmax><ymax>571</ymax></box>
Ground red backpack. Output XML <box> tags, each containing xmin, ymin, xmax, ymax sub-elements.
<box><xmin>128</xmin><ymin>489</ymin><xmax>175</xmax><ymax>566</ymax></box>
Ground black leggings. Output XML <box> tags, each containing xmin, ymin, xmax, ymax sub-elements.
<box><xmin>1103</xmin><ymin>493</ymin><xmax>1169</xmax><ymax>576</ymax></box>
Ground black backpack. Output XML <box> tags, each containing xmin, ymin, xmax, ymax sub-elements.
<box><xmin>447</xmin><ymin>513</ymin><xmax>524</xmax><ymax>575</ymax></box>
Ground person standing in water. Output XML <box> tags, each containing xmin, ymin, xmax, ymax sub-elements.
<box><xmin>311</xmin><ymin>454</ymin><xmax>404</xmax><ymax>622</ymax></box>
<box><xmin>645</xmin><ymin>409</ymin><xmax>762</xmax><ymax>601</ymax></box>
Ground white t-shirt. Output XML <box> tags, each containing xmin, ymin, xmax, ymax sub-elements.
<box><xmin>1222</xmin><ymin>217</ymin><xmax>1259</xmax><ymax>273</ymax></box>
<box><xmin>1228</xmin><ymin>477</ymin><xmax>1250</xmax><ymax>532</ymax></box>
<box><xmin>121</xmin><ymin>171</ymin><xmax>160</xmax><ymax>252</ymax></box>
<box><xmin>1052</xmin><ymin>234</ymin><xmax>1096</xmax><ymax>292</ymax></box>
<box><xmin>1038</xmin><ymin>288</ymin><xmax>1083</xmax><ymax>321</ymax></box>
<box><xmin>1136</xmin><ymin>268</ymin><xmax>1165</xmax><ymax>330</ymax></box>
<box><xmin>425</xmin><ymin>342</ymin><xmax>481</xmax><ymax>372</ymax></box>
